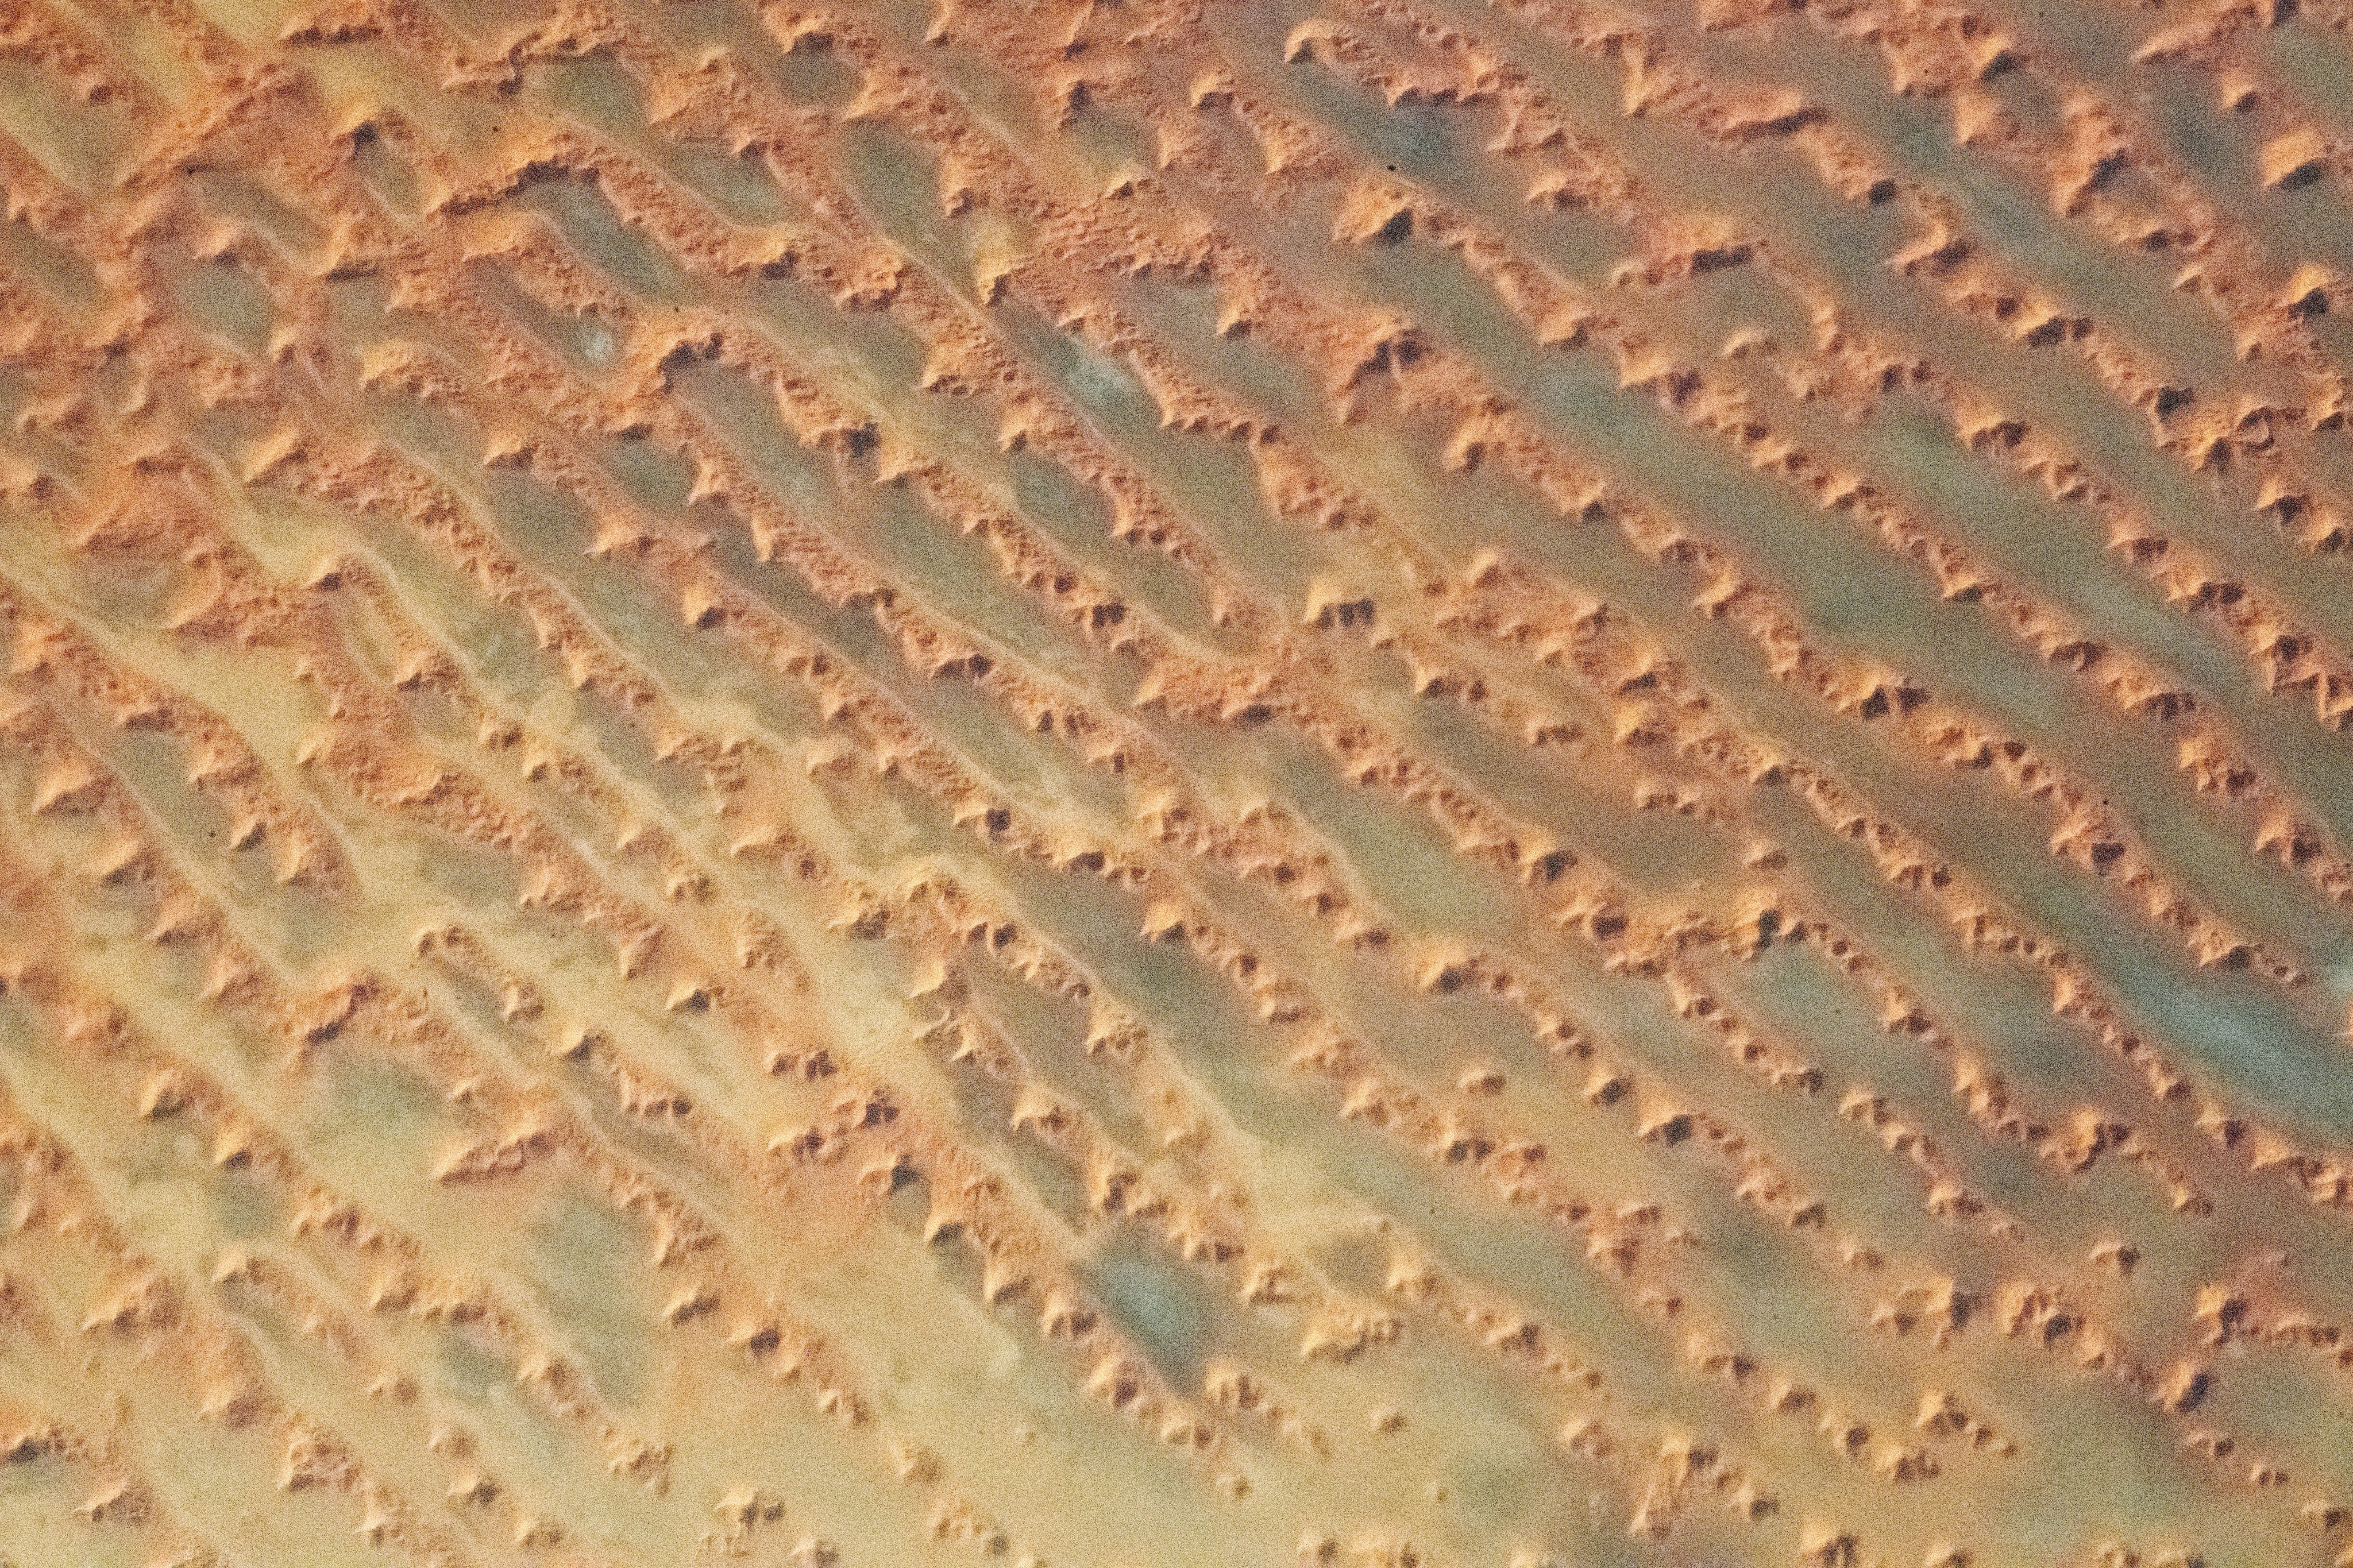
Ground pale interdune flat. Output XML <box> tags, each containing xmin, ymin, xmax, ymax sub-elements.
<box><xmin>3</xmin><ymin>0</ymin><xmax>2353</xmax><ymax>1564</ymax></box>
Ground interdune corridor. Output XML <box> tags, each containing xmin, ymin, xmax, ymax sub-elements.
<box><xmin>2</xmin><ymin>0</ymin><xmax>2353</xmax><ymax>1563</ymax></box>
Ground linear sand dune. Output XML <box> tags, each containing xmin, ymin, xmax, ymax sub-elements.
<box><xmin>5</xmin><ymin>0</ymin><xmax>2353</xmax><ymax>1563</ymax></box>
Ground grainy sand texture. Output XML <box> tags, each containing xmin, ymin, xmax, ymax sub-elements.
<box><xmin>3</xmin><ymin>0</ymin><xmax>2353</xmax><ymax>1563</ymax></box>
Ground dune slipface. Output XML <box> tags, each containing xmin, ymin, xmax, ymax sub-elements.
<box><xmin>6</xmin><ymin>0</ymin><xmax>2353</xmax><ymax>1563</ymax></box>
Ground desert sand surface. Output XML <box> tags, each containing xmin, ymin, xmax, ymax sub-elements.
<box><xmin>4</xmin><ymin>0</ymin><xmax>2353</xmax><ymax>1563</ymax></box>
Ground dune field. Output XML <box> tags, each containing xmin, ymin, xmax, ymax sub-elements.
<box><xmin>3</xmin><ymin>0</ymin><xmax>2353</xmax><ymax>1563</ymax></box>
